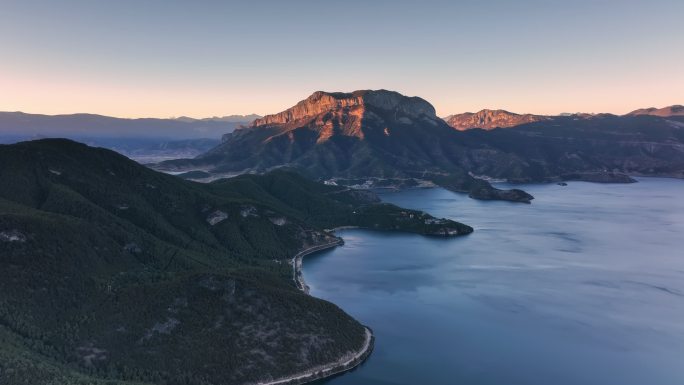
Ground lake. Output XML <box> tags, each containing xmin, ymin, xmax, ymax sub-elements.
<box><xmin>304</xmin><ymin>178</ymin><xmax>684</xmax><ymax>385</ymax></box>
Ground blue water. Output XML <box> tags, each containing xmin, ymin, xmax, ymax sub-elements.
<box><xmin>304</xmin><ymin>178</ymin><xmax>684</xmax><ymax>385</ymax></box>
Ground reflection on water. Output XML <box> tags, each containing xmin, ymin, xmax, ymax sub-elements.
<box><xmin>305</xmin><ymin>178</ymin><xmax>684</xmax><ymax>385</ymax></box>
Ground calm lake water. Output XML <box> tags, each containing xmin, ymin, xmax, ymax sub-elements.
<box><xmin>304</xmin><ymin>178</ymin><xmax>684</xmax><ymax>385</ymax></box>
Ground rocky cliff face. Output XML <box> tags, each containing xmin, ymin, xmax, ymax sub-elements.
<box><xmin>252</xmin><ymin>90</ymin><xmax>436</xmax><ymax>127</ymax></box>
<box><xmin>444</xmin><ymin>109</ymin><xmax>547</xmax><ymax>130</ymax></box>
<box><xmin>193</xmin><ymin>89</ymin><xmax>459</xmax><ymax>175</ymax></box>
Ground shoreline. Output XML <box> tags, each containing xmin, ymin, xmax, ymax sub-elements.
<box><xmin>256</xmin><ymin>327</ymin><xmax>374</xmax><ymax>385</ymax></box>
<box><xmin>327</xmin><ymin>226</ymin><xmax>360</xmax><ymax>232</ymax></box>
<box><xmin>291</xmin><ymin>240</ymin><xmax>344</xmax><ymax>294</ymax></box>
<box><xmin>254</xmin><ymin>239</ymin><xmax>374</xmax><ymax>385</ymax></box>
<box><xmin>270</xmin><ymin>223</ymin><xmax>467</xmax><ymax>385</ymax></box>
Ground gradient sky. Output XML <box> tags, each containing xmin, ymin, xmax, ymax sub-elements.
<box><xmin>1</xmin><ymin>0</ymin><xmax>683</xmax><ymax>118</ymax></box>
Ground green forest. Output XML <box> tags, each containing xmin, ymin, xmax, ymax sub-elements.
<box><xmin>0</xmin><ymin>139</ymin><xmax>471</xmax><ymax>385</ymax></box>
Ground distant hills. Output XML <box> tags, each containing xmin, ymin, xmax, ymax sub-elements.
<box><xmin>625</xmin><ymin>105</ymin><xmax>684</xmax><ymax>117</ymax></box>
<box><xmin>443</xmin><ymin>105</ymin><xmax>683</xmax><ymax>130</ymax></box>
<box><xmin>444</xmin><ymin>109</ymin><xmax>547</xmax><ymax>130</ymax></box>
<box><xmin>438</xmin><ymin>104</ymin><xmax>684</xmax><ymax>180</ymax></box>
<box><xmin>454</xmin><ymin>113</ymin><xmax>684</xmax><ymax>181</ymax></box>
<box><xmin>0</xmin><ymin>111</ymin><xmax>259</xmax><ymax>140</ymax></box>
<box><xmin>0</xmin><ymin>138</ymin><xmax>470</xmax><ymax>385</ymax></box>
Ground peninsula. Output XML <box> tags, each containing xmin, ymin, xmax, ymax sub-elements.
<box><xmin>0</xmin><ymin>139</ymin><xmax>470</xmax><ymax>385</ymax></box>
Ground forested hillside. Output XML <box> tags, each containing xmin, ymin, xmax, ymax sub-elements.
<box><xmin>0</xmin><ymin>139</ymin><xmax>470</xmax><ymax>385</ymax></box>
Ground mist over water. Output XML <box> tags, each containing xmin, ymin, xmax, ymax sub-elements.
<box><xmin>305</xmin><ymin>178</ymin><xmax>684</xmax><ymax>385</ymax></box>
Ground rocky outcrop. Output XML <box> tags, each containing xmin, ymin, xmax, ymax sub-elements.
<box><xmin>269</xmin><ymin>217</ymin><xmax>288</xmax><ymax>226</ymax></box>
<box><xmin>252</xmin><ymin>90</ymin><xmax>436</xmax><ymax>127</ymax></box>
<box><xmin>172</xmin><ymin>88</ymin><xmax>459</xmax><ymax>177</ymax></box>
<box><xmin>444</xmin><ymin>109</ymin><xmax>547</xmax><ymax>130</ymax></box>
<box><xmin>0</xmin><ymin>230</ymin><xmax>27</xmax><ymax>242</ymax></box>
<box><xmin>206</xmin><ymin>210</ymin><xmax>228</xmax><ymax>225</ymax></box>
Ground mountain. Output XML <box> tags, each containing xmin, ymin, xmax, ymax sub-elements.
<box><xmin>0</xmin><ymin>111</ymin><xmax>250</xmax><ymax>139</ymax></box>
<box><xmin>159</xmin><ymin>90</ymin><xmax>535</xmax><ymax>203</ymax></box>
<box><xmin>454</xmin><ymin>114</ymin><xmax>684</xmax><ymax>181</ymax></box>
<box><xmin>0</xmin><ymin>111</ymin><xmax>253</xmax><ymax>164</ymax></box>
<box><xmin>625</xmin><ymin>105</ymin><xmax>684</xmax><ymax>117</ymax></box>
<box><xmin>441</xmin><ymin>107</ymin><xmax>684</xmax><ymax>181</ymax></box>
<box><xmin>158</xmin><ymin>90</ymin><xmax>684</xmax><ymax>193</ymax></box>
<box><xmin>0</xmin><ymin>138</ymin><xmax>471</xmax><ymax>385</ymax></box>
<box><xmin>443</xmin><ymin>109</ymin><xmax>547</xmax><ymax>130</ymax></box>
<box><xmin>174</xmin><ymin>114</ymin><xmax>262</xmax><ymax>123</ymax></box>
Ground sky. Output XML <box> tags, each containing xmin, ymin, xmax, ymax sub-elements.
<box><xmin>1</xmin><ymin>0</ymin><xmax>683</xmax><ymax>118</ymax></box>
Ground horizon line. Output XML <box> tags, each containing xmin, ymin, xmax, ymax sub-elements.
<box><xmin>3</xmin><ymin>103</ymin><xmax>682</xmax><ymax>121</ymax></box>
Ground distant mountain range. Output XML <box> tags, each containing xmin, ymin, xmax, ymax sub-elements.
<box><xmin>157</xmin><ymin>91</ymin><xmax>684</xmax><ymax>200</ymax></box>
<box><xmin>0</xmin><ymin>111</ymin><xmax>262</xmax><ymax>163</ymax></box>
<box><xmin>173</xmin><ymin>114</ymin><xmax>262</xmax><ymax>123</ymax></box>
<box><xmin>0</xmin><ymin>111</ymin><xmax>260</xmax><ymax>140</ymax></box>
<box><xmin>454</xmin><ymin>113</ymin><xmax>684</xmax><ymax>181</ymax></box>
<box><xmin>440</xmin><ymin>104</ymin><xmax>684</xmax><ymax>180</ymax></box>
<box><xmin>443</xmin><ymin>105</ymin><xmax>683</xmax><ymax>131</ymax></box>
<box><xmin>3</xmin><ymin>98</ymin><xmax>682</xmax><ymax>200</ymax></box>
